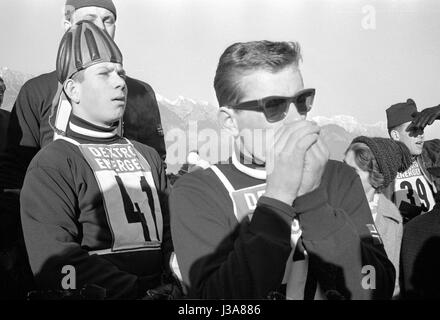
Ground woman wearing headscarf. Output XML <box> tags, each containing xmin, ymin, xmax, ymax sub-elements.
<box><xmin>344</xmin><ymin>136</ymin><xmax>412</xmax><ymax>298</ymax></box>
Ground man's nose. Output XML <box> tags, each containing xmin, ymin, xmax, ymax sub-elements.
<box><xmin>283</xmin><ymin>102</ymin><xmax>306</xmax><ymax>124</ymax></box>
<box><xmin>114</xmin><ymin>73</ymin><xmax>126</xmax><ymax>90</ymax></box>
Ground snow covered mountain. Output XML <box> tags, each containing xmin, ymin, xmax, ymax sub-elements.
<box><xmin>0</xmin><ymin>67</ymin><xmax>33</xmax><ymax>111</ymax></box>
<box><xmin>0</xmin><ymin>67</ymin><xmax>390</xmax><ymax>171</ymax></box>
<box><xmin>312</xmin><ymin>115</ymin><xmax>387</xmax><ymax>137</ymax></box>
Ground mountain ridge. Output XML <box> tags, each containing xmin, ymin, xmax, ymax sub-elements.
<box><xmin>1</xmin><ymin>67</ymin><xmax>388</xmax><ymax>173</ymax></box>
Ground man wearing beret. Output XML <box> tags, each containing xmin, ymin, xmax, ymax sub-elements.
<box><xmin>386</xmin><ymin>99</ymin><xmax>440</xmax><ymax>223</ymax></box>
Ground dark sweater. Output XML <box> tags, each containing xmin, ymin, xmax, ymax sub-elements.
<box><xmin>401</xmin><ymin>205</ymin><xmax>440</xmax><ymax>299</ymax></box>
<box><xmin>0</xmin><ymin>71</ymin><xmax>165</xmax><ymax>189</ymax></box>
<box><xmin>20</xmin><ymin>115</ymin><xmax>172</xmax><ymax>299</ymax></box>
<box><xmin>170</xmin><ymin>159</ymin><xmax>395</xmax><ymax>299</ymax></box>
<box><xmin>0</xmin><ymin>109</ymin><xmax>10</xmax><ymax>152</ymax></box>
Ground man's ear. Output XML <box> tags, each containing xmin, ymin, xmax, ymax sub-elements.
<box><xmin>218</xmin><ymin>107</ymin><xmax>239</xmax><ymax>137</ymax></box>
<box><xmin>390</xmin><ymin>129</ymin><xmax>400</xmax><ymax>141</ymax></box>
<box><xmin>64</xmin><ymin>19</ymin><xmax>72</xmax><ymax>32</ymax></box>
<box><xmin>63</xmin><ymin>79</ymin><xmax>80</xmax><ymax>104</ymax></box>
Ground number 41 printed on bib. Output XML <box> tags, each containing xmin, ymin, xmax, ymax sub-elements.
<box><xmin>80</xmin><ymin>144</ymin><xmax>163</xmax><ymax>253</ymax></box>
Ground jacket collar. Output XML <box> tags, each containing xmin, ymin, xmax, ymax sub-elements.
<box><xmin>376</xmin><ymin>193</ymin><xmax>402</xmax><ymax>223</ymax></box>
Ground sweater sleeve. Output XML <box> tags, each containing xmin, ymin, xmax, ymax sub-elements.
<box><xmin>124</xmin><ymin>77</ymin><xmax>166</xmax><ymax>163</ymax></box>
<box><xmin>20</xmin><ymin>165</ymin><xmax>147</xmax><ymax>299</ymax></box>
<box><xmin>169</xmin><ymin>172</ymin><xmax>295</xmax><ymax>299</ymax></box>
<box><xmin>153</xmin><ymin>148</ymin><xmax>173</xmax><ymax>273</ymax></box>
<box><xmin>295</xmin><ymin>164</ymin><xmax>395</xmax><ymax>300</ymax></box>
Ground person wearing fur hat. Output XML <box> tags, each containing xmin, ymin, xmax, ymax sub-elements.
<box><xmin>344</xmin><ymin>137</ymin><xmax>412</xmax><ymax>298</ymax></box>
<box><xmin>386</xmin><ymin>99</ymin><xmax>440</xmax><ymax>223</ymax></box>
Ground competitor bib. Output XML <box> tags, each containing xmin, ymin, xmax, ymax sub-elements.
<box><xmin>394</xmin><ymin>160</ymin><xmax>435</xmax><ymax>218</ymax></box>
<box><xmin>78</xmin><ymin>142</ymin><xmax>163</xmax><ymax>253</ymax></box>
<box><xmin>210</xmin><ymin>166</ymin><xmax>313</xmax><ymax>299</ymax></box>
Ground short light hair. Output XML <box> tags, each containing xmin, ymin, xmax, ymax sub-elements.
<box><xmin>345</xmin><ymin>142</ymin><xmax>385</xmax><ymax>191</ymax></box>
<box><xmin>214</xmin><ymin>40</ymin><xmax>302</xmax><ymax>107</ymax></box>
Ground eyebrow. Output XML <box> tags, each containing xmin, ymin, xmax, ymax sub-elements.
<box><xmin>95</xmin><ymin>66</ymin><xmax>112</xmax><ymax>73</ymax></box>
<box><xmin>83</xmin><ymin>14</ymin><xmax>98</xmax><ymax>19</ymax></box>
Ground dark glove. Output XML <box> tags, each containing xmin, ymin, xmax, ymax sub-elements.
<box><xmin>410</xmin><ymin>104</ymin><xmax>440</xmax><ymax>130</ymax></box>
<box><xmin>140</xmin><ymin>272</ymin><xmax>185</xmax><ymax>300</ymax></box>
<box><xmin>141</xmin><ymin>282</ymin><xmax>184</xmax><ymax>300</ymax></box>
<box><xmin>26</xmin><ymin>284</ymin><xmax>106</xmax><ymax>300</ymax></box>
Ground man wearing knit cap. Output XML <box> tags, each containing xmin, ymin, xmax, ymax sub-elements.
<box><xmin>386</xmin><ymin>99</ymin><xmax>440</xmax><ymax>223</ymax></box>
<box><xmin>0</xmin><ymin>0</ymin><xmax>166</xmax><ymax>298</ymax></box>
<box><xmin>20</xmin><ymin>21</ymin><xmax>173</xmax><ymax>299</ymax></box>
<box><xmin>0</xmin><ymin>0</ymin><xmax>165</xmax><ymax>191</ymax></box>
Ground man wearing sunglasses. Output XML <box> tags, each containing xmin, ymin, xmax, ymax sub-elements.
<box><xmin>169</xmin><ymin>40</ymin><xmax>395</xmax><ymax>299</ymax></box>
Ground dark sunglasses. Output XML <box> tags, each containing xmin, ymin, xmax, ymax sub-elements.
<box><xmin>229</xmin><ymin>88</ymin><xmax>315</xmax><ymax>123</ymax></box>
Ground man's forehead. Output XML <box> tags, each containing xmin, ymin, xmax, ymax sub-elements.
<box><xmin>88</xmin><ymin>62</ymin><xmax>123</xmax><ymax>71</ymax></box>
<box><xmin>399</xmin><ymin>121</ymin><xmax>413</xmax><ymax>131</ymax></box>
<box><xmin>72</xmin><ymin>6</ymin><xmax>115</xmax><ymax>19</ymax></box>
<box><xmin>237</xmin><ymin>65</ymin><xmax>303</xmax><ymax>98</ymax></box>
<box><xmin>241</xmin><ymin>65</ymin><xmax>301</xmax><ymax>82</ymax></box>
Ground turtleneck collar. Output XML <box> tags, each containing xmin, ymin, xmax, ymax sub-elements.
<box><xmin>65</xmin><ymin>113</ymin><xmax>121</xmax><ymax>144</ymax></box>
<box><xmin>231</xmin><ymin>143</ymin><xmax>267</xmax><ymax>180</ymax></box>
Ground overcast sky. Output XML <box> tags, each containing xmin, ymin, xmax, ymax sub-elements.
<box><xmin>1</xmin><ymin>0</ymin><xmax>439</xmax><ymax>134</ymax></box>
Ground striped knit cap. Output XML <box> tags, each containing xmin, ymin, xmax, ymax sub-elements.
<box><xmin>351</xmin><ymin>136</ymin><xmax>412</xmax><ymax>187</ymax></box>
<box><xmin>56</xmin><ymin>20</ymin><xmax>123</xmax><ymax>84</ymax></box>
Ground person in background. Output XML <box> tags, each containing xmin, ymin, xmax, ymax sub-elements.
<box><xmin>386</xmin><ymin>99</ymin><xmax>440</xmax><ymax>223</ymax></box>
<box><xmin>0</xmin><ymin>76</ymin><xmax>9</xmax><ymax>152</ymax></box>
<box><xmin>344</xmin><ymin>136</ymin><xmax>412</xmax><ymax>298</ymax></box>
<box><xmin>400</xmin><ymin>200</ymin><xmax>440</xmax><ymax>299</ymax></box>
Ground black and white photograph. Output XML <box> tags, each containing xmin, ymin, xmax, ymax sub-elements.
<box><xmin>1</xmin><ymin>0</ymin><xmax>440</xmax><ymax>309</ymax></box>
